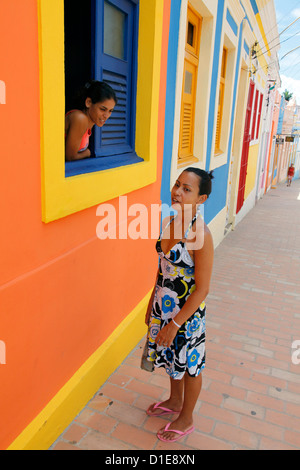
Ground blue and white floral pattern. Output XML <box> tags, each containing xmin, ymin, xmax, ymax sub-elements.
<box><xmin>146</xmin><ymin>212</ymin><xmax>206</xmax><ymax>379</ymax></box>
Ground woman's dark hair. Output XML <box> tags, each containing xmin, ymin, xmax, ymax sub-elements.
<box><xmin>184</xmin><ymin>167</ymin><xmax>214</xmax><ymax>198</ymax></box>
<box><xmin>73</xmin><ymin>80</ymin><xmax>117</xmax><ymax>110</ymax></box>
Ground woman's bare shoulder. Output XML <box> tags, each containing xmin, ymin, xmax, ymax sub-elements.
<box><xmin>66</xmin><ymin>110</ymin><xmax>88</xmax><ymax>127</ymax></box>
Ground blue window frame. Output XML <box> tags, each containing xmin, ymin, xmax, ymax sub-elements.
<box><xmin>65</xmin><ymin>0</ymin><xmax>141</xmax><ymax>177</ymax></box>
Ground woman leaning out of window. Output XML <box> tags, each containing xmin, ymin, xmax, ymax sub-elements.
<box><xmin>65</xmin><ymin>80</ymin><xmax>117</xmax><ymax>161</ymax></box>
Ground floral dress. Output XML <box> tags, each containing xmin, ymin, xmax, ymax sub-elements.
<box><xmin>146</xmin><ymin>211</ymin><xmax>206</xmax><ymax>379</ymax></box>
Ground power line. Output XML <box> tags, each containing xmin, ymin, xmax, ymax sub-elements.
<box><xmin>279</xmin><ymin>16</ymin><xmax>300</xmax><ymax>36</ymax></box>
<box><xmin>256</xmin><ymin>18</ymin><xmax>300</xmax><ymax>58</ymax></box>
<box><xmin>281</xmin><ymin>45</ymin><xmax>300</xmax><ymax>60</ymax></box>
<box><xmin>280</xmin><ymin>60</ymin><xmax>300</xmax><ymax>74</ymax></box>
<box><xmin>257</xmin><ymin>0</ymin><xmax>300</xmax><ymax>45</ymax></box>
<box><xmin>252</xmin><ymin>44</ymin><xmax>300</xmax><ymax>75</ymax></box>
<box><xmin>237</xmin><ymin>5</ymin><xmax>300</xmax><ymax>84</ymax></box>
<box><xmin>242</xmin><ymin>49</ymin><xmax>300</xmax><ymax>78</ymax></box>
<box><xmin>280</xmin><ymin>72</ymin><xmax>300</xmax><ymax>84</ymax></box>
<box><xmin>254</xmin><ymin>29</ymin><xmax>300</xmax><ymax>60</ymax></box>
<box><xmin>283</xmin><ymin>65</ymin><xmax>300</xmax><ymax>78</ymax></box>
<box><xmin>241</xmin><ymin>59</ymin><xmax>277</xmax><ymax>77</ymax></box>
<box><xmin>251</xmin><ymin>0</ymin><xmax>300</xmax><ymax>59</ymax></box>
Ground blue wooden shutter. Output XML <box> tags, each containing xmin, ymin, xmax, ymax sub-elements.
<box><xmin>92</xmin><ymin>0</ymin><xmax>138</xmax><ymax>157</ymax></box>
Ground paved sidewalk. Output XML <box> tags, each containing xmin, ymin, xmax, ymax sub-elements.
<box><xmin>51</xmin><ymin>180</ymin><xmax>300</xmax><ymax>450</ymax></box>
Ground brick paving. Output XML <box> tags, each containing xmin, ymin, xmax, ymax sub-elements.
<box><xmin>51</xmin><ymin>180</ymin><xmax>300</xmax><ymax>450</ymax></box>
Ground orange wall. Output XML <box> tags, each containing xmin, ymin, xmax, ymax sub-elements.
<box><xmin>0</xmin><ymin>0</ymin><xmax>170</xmax><ymax>449</ymax></box>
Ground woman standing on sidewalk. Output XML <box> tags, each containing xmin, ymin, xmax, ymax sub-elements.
<box><xmin>143</xmin><ymin>168</ymin><xmax>214</xmax><ymax>443</ymax></box>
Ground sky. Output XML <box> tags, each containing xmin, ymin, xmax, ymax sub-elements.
<box><xmin>273</xmin><ymin>0</ymin><xmax>300</xmax><ymax>103</ymax></box>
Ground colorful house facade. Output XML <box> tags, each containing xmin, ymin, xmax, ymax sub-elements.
<box><xmin>160</xmin><ymin>0</ymin><xmax>280</xmax><ymax>241</ymax></box>
<box><xmin>1</xmin><ymin>0</ymin><xmax>281</xmax><ymax>450</ymax></box>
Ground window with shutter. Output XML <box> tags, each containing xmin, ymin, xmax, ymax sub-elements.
<box><xmin>255</xmin><ymin>92</ymin><xmax>263</xmax><ymax>140</ymax></box>
<box><xmin>214</xmin><ymin>47</ymin><xmax>227</xmax><ymax>154</ymax></box>
<box><xmin>251</xmin><ymin>89</ymin><xmax>259</xmax><ymax>140</ymax></box>
<box><xmin>64</xmin><ymin>0</ymin><xmax>140</xmax><ymax>177</ymax></box>
<box><xmin>178</xmin><ymin>4</ymin><xmax>202</xmax><ymax>167</ymax></box>
<box><xmin>93</xmin><ymin>0</ymin><xmax>138</xmax><ymax>157</ymax></box>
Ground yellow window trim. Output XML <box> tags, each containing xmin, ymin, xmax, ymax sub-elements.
<box><xmin>177</xmin><ymin>3</ymin><xmax>202</xmax><ymax>167</ymax></box>
<box><xmin>185</xmin><ymin>4</ymin><xmax>201</xmax><ymax>58</ymax></box>
<box><xmin>214</xmin><ymin>47</ymin><xmax>227</xmax><ymax>155</ymax></box>
<box><xmin>177</xmin><ymin>155</ymin><xmax>199</xmax><ymax>169</ymax></box>
<box><xmin>38</xmin><ymin>0</ymin><xmax>163</xmax><ymax>223</ymax></box>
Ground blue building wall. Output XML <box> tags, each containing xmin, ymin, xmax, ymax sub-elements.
<box><xmin>277</xmin><ymin>95</ymin><xmax>285</xmax><ymax>134</ymax></box>
<box><xmin>160</xmin><ymin>0</ymin><xmax>182</xmax><ymax>214</ymax></box>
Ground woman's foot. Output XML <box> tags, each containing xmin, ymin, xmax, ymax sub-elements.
<box><xmin>157</xmin><ymin>416</ymin><xmax>194</xmax><ymax>441</ymax></box>
<box><xmin>147</xmin><ymin>398</ymin><xmax>182</xmax><ymax>417</ymax></box>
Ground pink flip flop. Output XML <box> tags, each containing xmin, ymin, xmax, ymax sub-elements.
<box><xmin>157</xmin><ymin>422</ymin><xmax>195</xmax><ymax>442</ymax></box>
<box><xmin>146</xmin><ymin>402</ymin><xmax>181</xmax><ymax>417</ymax></box>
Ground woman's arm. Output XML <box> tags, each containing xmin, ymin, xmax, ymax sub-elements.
<box><xmin>175</xmin><ymin>227</ymin><xmax>214</xmax><ymax>323</ymax></box>
<box><xmin>145</xmin><ymin>269</ymin><xmax>159</xmax><ymax>326</ymax></box>
<box><xmin>65</xmin><ymin>112</ymin><xmax>91</xmax><ymax>161</ymax></box>
<box><xmin>155</xmin><ymin>227</ymin><xmax>214</xmax><ymax>348</ymax></box>
<box><xmin>145</xmin><ymin>216</ymin><xmax>172</xmax><ymax>326</ymax></box>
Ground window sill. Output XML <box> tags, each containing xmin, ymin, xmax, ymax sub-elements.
<box><xmin>65</xmin><ymin>152</ymin><xmax>143</xmax><ymax>177</ymax></box>
<box><xmin>177</xmin><ymin>155</ymin><xmax>199</xmax><ymax>169</ymax></box>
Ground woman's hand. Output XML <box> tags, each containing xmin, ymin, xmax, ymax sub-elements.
<box><xmin>155</xmin><ymin>321</ymin><xmax>178</xmax><ymax>348</ymax></box>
